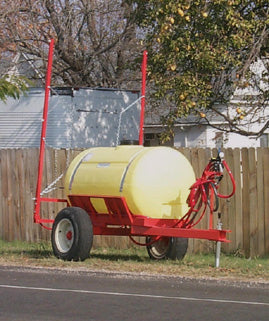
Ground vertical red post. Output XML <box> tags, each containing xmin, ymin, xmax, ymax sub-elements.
<box><xmin>139</xmin><ymin>50</ymin><xmax>147</xmax><ymax>145</ymax></box>
<box><xmin>34</xmin><ymin>39</ymin><xmax>54</xmax><ymax>223</ymax></box>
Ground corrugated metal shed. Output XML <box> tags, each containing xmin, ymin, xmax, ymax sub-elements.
<box><xmin>0</xmin><ymin>87</ymin><xmax>140</xmax><ymax>149</ymax></box>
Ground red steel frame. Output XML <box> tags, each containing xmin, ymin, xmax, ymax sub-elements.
<box><xmin>139</xmin><ymin>50</ymin><xmax>147</xmax><ymax>145</ymax></box>
<box><xmin>33</xmin><ymin>40</ymin><xmax>232</xmax><ymax>243</ymax></box>
<box><xmin>67</xmin><ymin>194</ymin><xmax>230</xmax><ymax>242</ymax></box>
<box><xmin>33</xmin><ymin>39</ymin><xmax>67</xmax><ymax>227</ymax></box>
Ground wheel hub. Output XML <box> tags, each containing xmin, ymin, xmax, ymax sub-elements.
<box><xmin>66</xmin><ymin>230</ymin><xmax>73</xmax><ymax>240</ymax></box>
<box><xmin>55</xmin><ymin>218</ymin><xmax>74</xmax><ymax>253</ymax></box>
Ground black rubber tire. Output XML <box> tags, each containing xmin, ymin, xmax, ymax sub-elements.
<box><xmin>51</xmin><ymin>207</ymin><xmax>93</xmax><ymax>261</ymax></box>
<box><xmin>146</xmin><ymin>237</ymin><xmax>188</xmax><ymax>260</ymax></box>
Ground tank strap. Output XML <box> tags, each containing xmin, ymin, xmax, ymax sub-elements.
<box><xmin>68</xmin><ymin>151</ymin><xmax>94</xmax><ymax>191</ymax></box>
<box><xmin>119</xmin><ymin>149</ymin><xmax>145</xmax><ymax>192</ymax></box>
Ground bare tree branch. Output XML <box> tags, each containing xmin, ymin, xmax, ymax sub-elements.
<box><xmin>0</xmin><ymin>0</ymin><xmax>142</xmax><ymax>88</ymax></box>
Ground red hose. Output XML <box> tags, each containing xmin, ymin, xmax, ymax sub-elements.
<box><xmin>177</xmin><ymin>156</ymin><xmax>236</xmax><ymax>229</ymax></box>
<box><xmin>217</xmin><ymin>160</ymin><xmax>236</xmax><ymax>199</ymax></box>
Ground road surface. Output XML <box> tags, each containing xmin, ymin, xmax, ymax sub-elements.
<box><xmin>0</xmin><ymin>265</ymin><xmax>268</xmax><ymax>321</ymax></box>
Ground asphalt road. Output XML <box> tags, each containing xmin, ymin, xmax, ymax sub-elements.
<box><xmin>0</xmin><ymin>265</ymin><xmax>268</xmax><ymax>321</ymax></box>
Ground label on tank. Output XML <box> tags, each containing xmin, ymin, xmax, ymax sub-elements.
<box><xmin>97</xmin><ymin>163</ymin><xmax>111</xmax><ymax>168</ymax></box>
<box><xmin>82</xmin><ymin>153</ymin><xmax>93</xmax><ymax>162</ymax></box>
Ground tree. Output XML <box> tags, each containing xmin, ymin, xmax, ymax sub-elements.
<box><xmin>0</xmin><ymin>0</ymin><xmax>142</xmax><ymax>88</ymax></box>
<box><xmin>0</xmin><ymin>75</ymin><xmax>30</xmax><ymax>102</ymax></box>
<box><xmin>133</xmin><ymin>0</ymin><xmax>269</xmax><ymax>140</ymax></box>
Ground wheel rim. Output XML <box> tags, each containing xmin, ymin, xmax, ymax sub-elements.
<box><xmin>55</xmin><ymin>218</ymin><xmax>74</xmax><ymax>253</ymax></box>
<box><xmin>149</xmin><ymin>237</ymin><xmax>170</xmax><ymax>258</ymax></box>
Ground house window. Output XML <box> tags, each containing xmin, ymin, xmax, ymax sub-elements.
<box><xmin>214</xmin><ymin>132</ymin><xmax>224</xmax><ymax>148</ymax></box>
<box><xmin>144</xmin><ymin>133</ymin><xmax>174</xmax><ymax>146</ymax></box>
<box><xmin>260</xmin><ymin>134</ymin><xmax>269</xmax><ymax>147</ymax></box>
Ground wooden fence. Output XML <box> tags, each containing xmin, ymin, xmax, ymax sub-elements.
<box><xmin>0</xmin><ymin>147</ymin><xmax>268</xmax><ymax>257</ymax></box>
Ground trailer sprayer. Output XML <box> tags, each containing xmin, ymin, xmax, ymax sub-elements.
<box><xmin>33</xmin><ymin>40</ymin><xmax>236</xmax><ymax>263</ymax></box>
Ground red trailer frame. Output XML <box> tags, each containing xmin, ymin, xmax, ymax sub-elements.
<box><xmin>34</xmin><ymin>40</ymin><xmax>235</xmax><ymax>244</ymax></box>
<box><xmin>67</xmin><ymin>194</ymin><xmax>229</xmax><ymax>242</ymax></box>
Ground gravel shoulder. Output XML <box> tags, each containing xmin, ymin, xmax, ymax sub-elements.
<box><xmin>0</xmin><ymin>260</ymin><xmax>268</xmax><ymax>289</ymax></box>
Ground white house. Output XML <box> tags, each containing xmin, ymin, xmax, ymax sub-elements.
<box><xmin>144</xmin><ymin>103</ymin><xmax>269</xmax><ymax>148</ymax></box>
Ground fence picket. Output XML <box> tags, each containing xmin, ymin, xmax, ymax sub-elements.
<box><xmin>0</xmin><ymin>150</ymin><xmax>3</xmax><ymax>239</ymax></box>
<box><xmin>233</xmin><ymin>148</ymin><xmax>243</xmax><ymax>251</ymax></box>
<box><xmin>257</xmin><ymin>148</ymin><xmax>265</xmax><ymax>256</ymax></box>
<box><xmin>263</xmin><ymin>148</ymin><xmax>269</xmax><ymax>255</ymax></box>
<box><xmin>241</xmin><ymin>148</ymin><xmax>250</xmax><ymax>257</ymax></box>
<box><xmin>248</xmin><ymin>148</ymin><xmax>258</xmax><ymax>257</ymax></box>
<box><xmin>1</xmin><ymin>150</ymin><xmax>9</xmax><ymax>241</ymax></box>
<box><xmin>225</xmin><ymin>148</ymin><xmax>236</xmax><ymax>253</ymax></box>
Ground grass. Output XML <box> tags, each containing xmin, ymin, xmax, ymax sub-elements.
<box><xmin>0</xmin><ymin>239</ymin><xmax>268</xmax><ymax>283</ymax></box>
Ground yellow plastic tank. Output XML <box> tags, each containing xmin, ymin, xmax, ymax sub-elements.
<box><xmin>64</xmin><ymin>146</ymin><xmax>195</xmax><ymax>220</ymax></box>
